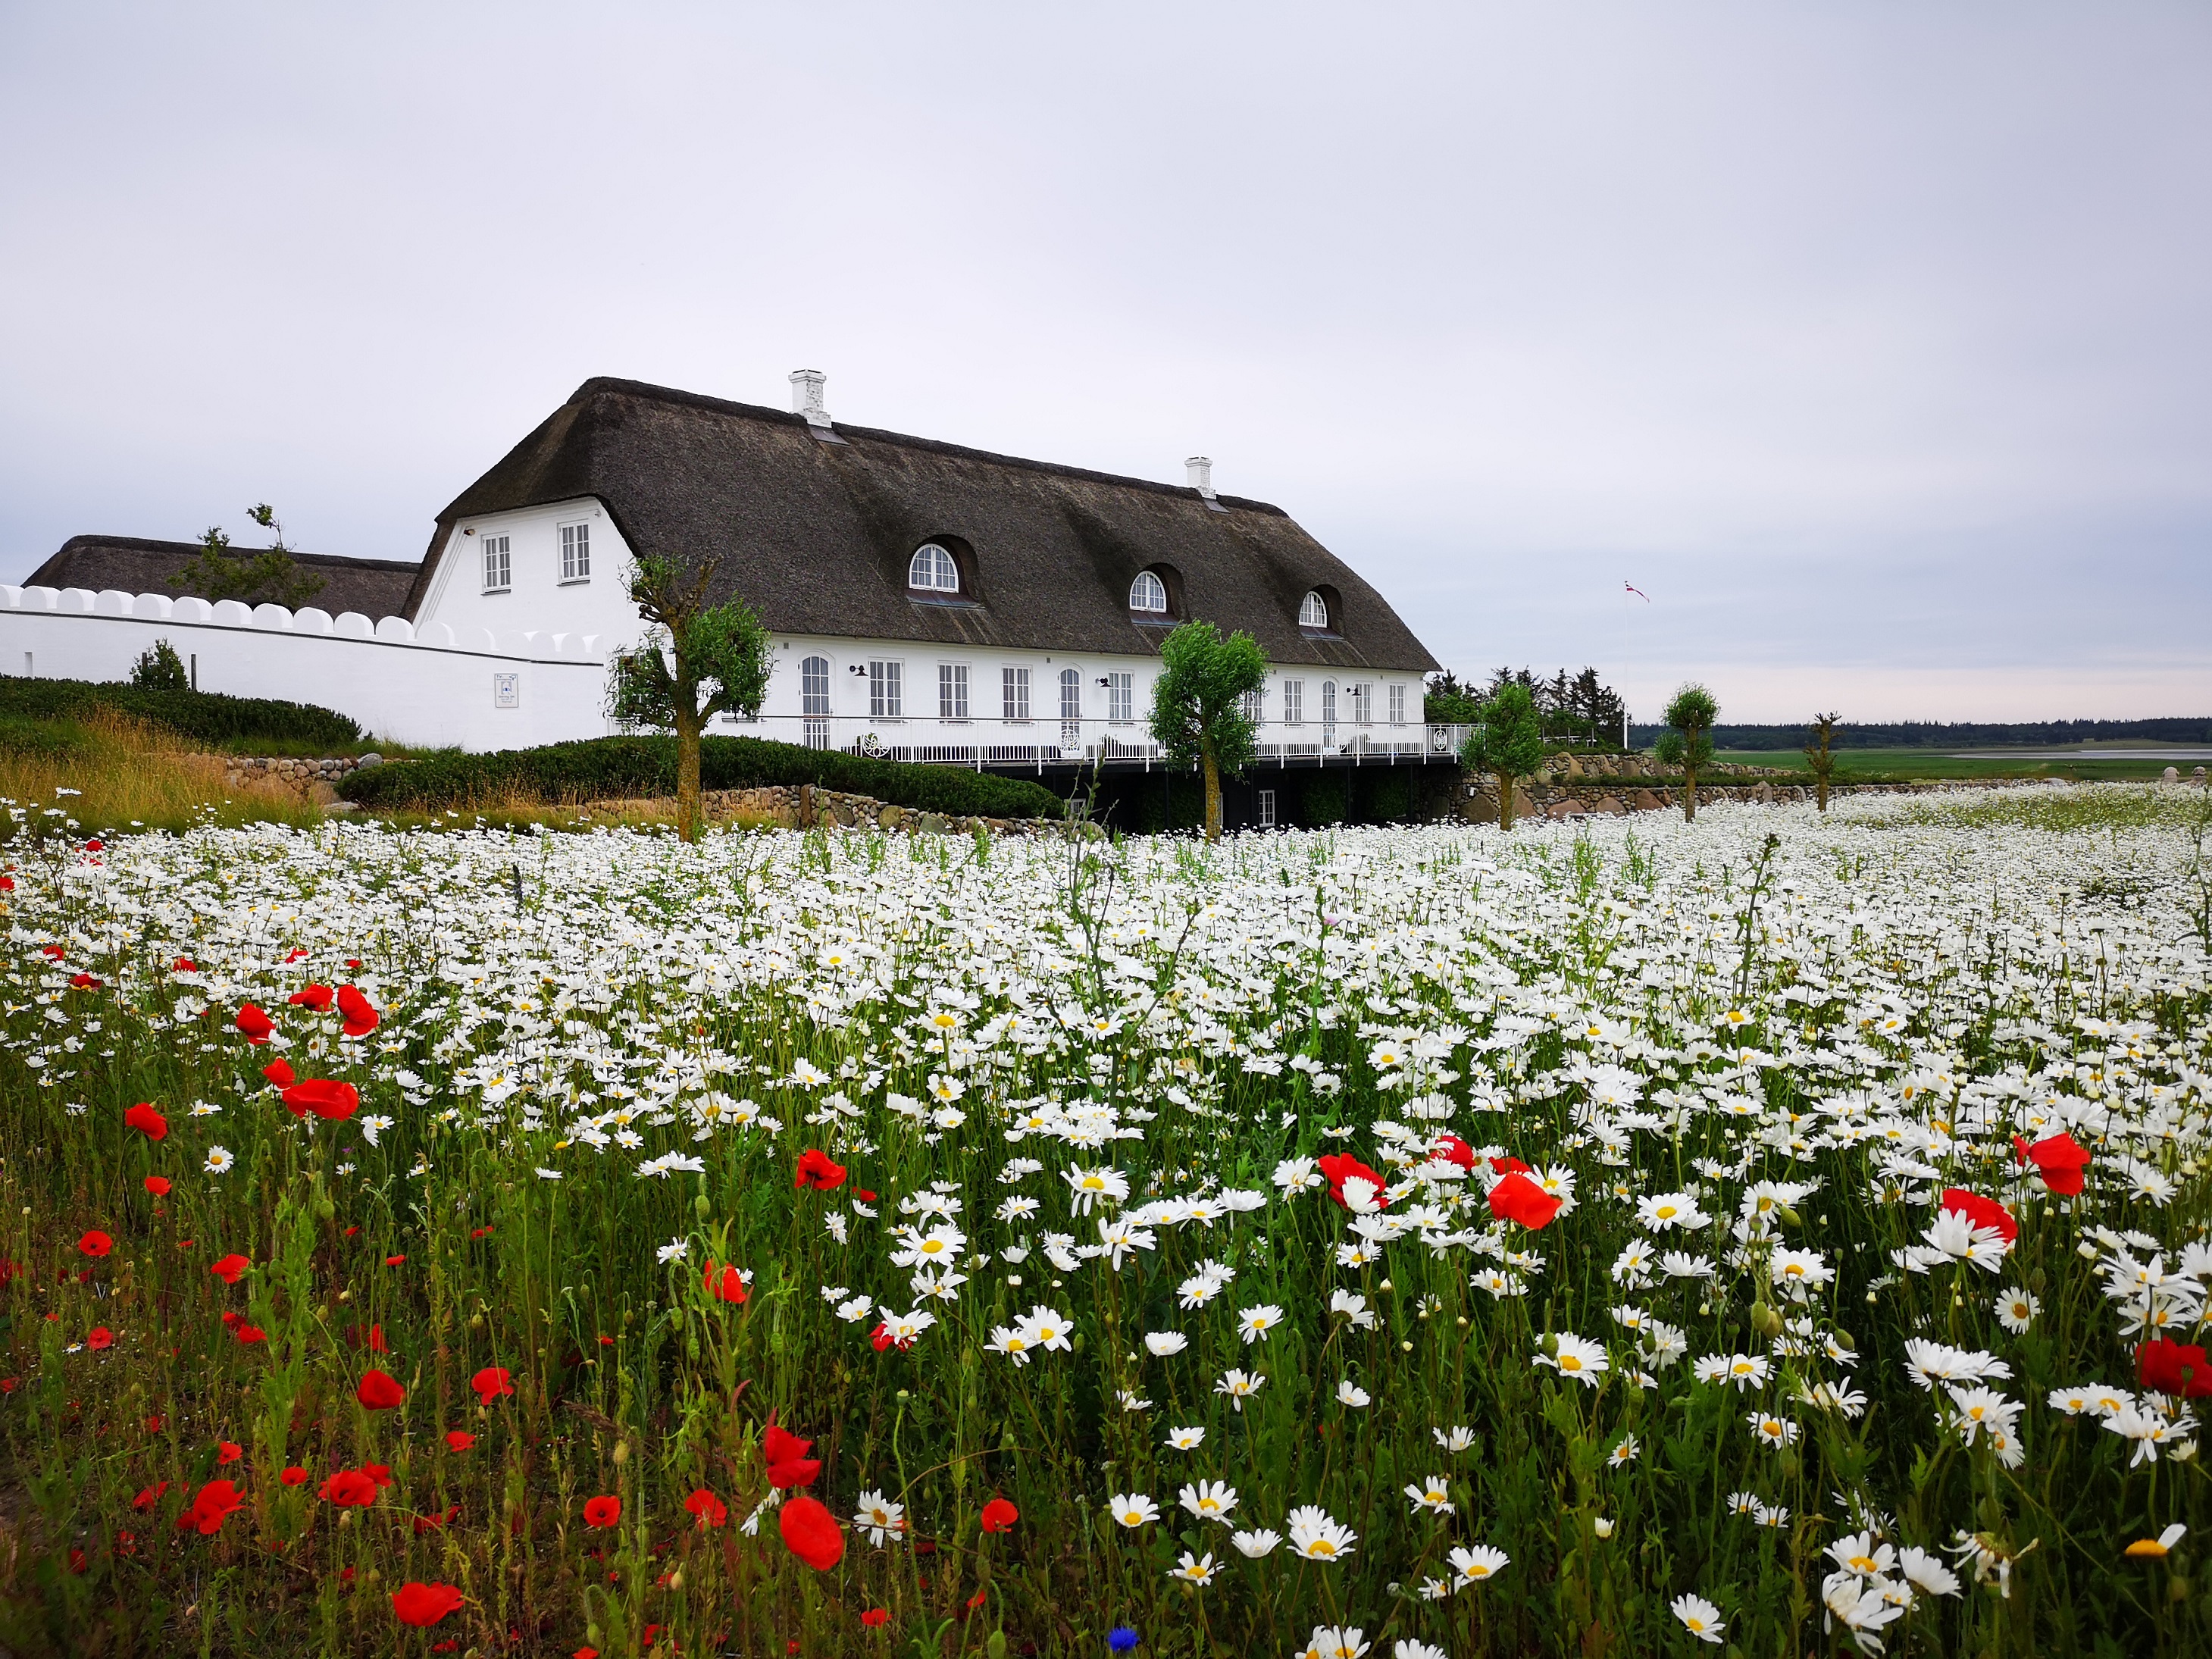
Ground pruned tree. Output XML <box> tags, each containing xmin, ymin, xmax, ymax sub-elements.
<box><xmin>605</xmin><ymin>554</ymin><xmax>771</xmax><ymax>844</ymax></box>
<box><xmin>1804</xmin><ymin>711</ymin><xmax>1841</xmax><ymax>812</ymax></box>
<box><xmin>167</xmin><ymin>505</ymin><xmax>325</xmax><ymax>609</ymax></box>
<box><xmin>1655</xmin><ymin>683</ymin><xmax>1719</xmax><ymax>821</ymax></box>
<box><xmin>1461</xmin><ymin>680</ymin><xmax>1544</xmax><ymax>829</ymax></box>
<box><xmin>1147</xmin><ymin>620</ymin><xmax>1266</xmax><ymax>843</ymax></box>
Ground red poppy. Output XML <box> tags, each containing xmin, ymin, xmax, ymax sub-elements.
<box><xmin>79</xmin><ymin>1230</ymin><xmax>113</xmax><ymax>1257</ymax></box>
<box><xmin>86</xmin><ymin>1326</ymin><xmax>114</xmax><ymax>1351</ymax></box>
<box><xmin>764</xmin><ymin>1424</ymin><xmax>821</xmax><ymax>1490</ymax></box>
<box><xmin>336</xmin><ymin>984</ymin><xmax>380</xmax><ymax>1038</ymax></box>
<box><xmin>861</xmin><ymin>1609</ymin><xmax>890</xmax><ymax>1628</ymax></box>
<box><xmin>345</xmin><ymin>957</ymin><xmax>362</xmax><ymax>970</ymax></box>
<box><xmin>384</xmin><ymin>1255</ymin><xmax>407</xmax><ymax>1267</ymax></box>
<box><xmin>779</xmin><ymin>1495</ymin><xmax>844</xmax><ymax>1570</ymax></box>
<box><xmin>1316</xmin><ymin>1152</ymin><xmax>1389</xmax><ymax>1209</ymax></box>
<box><xmin>684</xmin><ymin>1488</ymin><xmax>728</xmax><ymax>1529</ymax></box>
<box><xmin>181</xmin><ymin>1479</ymin><xmax>244</xmax><ymax>1535</ymax></box>
<box><xmin>283</xmin><ymin>947</ymin><xmax>308</xmax><ymax>963</ymax></box>
<box><xmin>1490</xmin><ymin>1154</ymin><xmax>1534</xmax><ymax>1175</ymax></box>
<box><xmin>980</xmin><ymin>1497</ymin><xmax>1018</xmax><ymax>1533</ymax></box>
<box><xmin>2013</xmin><ymin>1131</ymin><xmax>2092</xmax><ymax>1197</ymax></box>
<box><xmin>70</xmin><ymin>972</ymin><xmax>102</xmax><ymax>989</ymax></box>
<box><xmin>83</xmin><ymin>838</ymin><xmax>103</xmax><ymax>852</ymax></box>
<box><xmin>2139</xmin><ymin>1338</ymin><xmax>2212</xmax><ymax>1399</ymax></box>
<box><xmin>0</xmin><ymin>876</ymin><xmax>14</xmax><ymax>891</ymax></box>
<box><xmin>288</xmin><ymin>984</ymin><xmax>334</xmax><ymax>1012</ymax></box>
<box><xmin>209</xmin><ymin>1254</ymin><xmax>250</xmax><ymax>1286</ymax></box>
<box><xmin>133</xmin><ymin>1479</ymin><xmax>171</xmax><ymax>1510</ymax></box>
<box><xmin>233</xmin><ymin>1323</ymin><xmax>267</xmax><ymax>1344</ymax></box>
<box><xmin>261</xmin><ymin>1058</ymin><xmax>296</xmax><ymax>1088</ymax></box>
<box><xmin>39</xmin><ymin>944</ymin><xmax>64</xmax><ymax>959</ymax></box>
<box><xmin>172</xmin><ymin>956</ymin><xmax>195</xmax><ymax>971</ymax></box>
<box><xmin>234</xmin><ymin>1004</ymin><xmax>274</xmax><ymax>1044</ymax></box>
<box><xmin>471</xmin><ymin>1366</ymin><xmax>515</xmax><ymax>1404</ymax></box>
<box><xmin>795</xmin><ymin>1148</ymin><xmax>847</xmax><ymax>1191</ymax></box>
<box><xmin>1938</xmin><ymin>1188</ymin><xmax>2018</xmax><ymax>1244</ymax></box>
<box><xmin>446</xmin><ymin>1429</ymin><xmax>476</xmax><ymax>1452</ymax></box>
<box><xmin>390</xmin><ymin>1582</ymin><xmax>465</xmax><ymax>1628</ymax></box>
<box><xmin>221</xmin><ymin>1310</ymin><xmax>242</xmax><ymax>1329</ymax></box>
<box><xmin>355</xmin><ymin>1369</ymin><xmax>405</xmax><ymax>1410</ymax></box>
<box><xmin>868</xmin><ymin>1322</ymin><xmax>897</xmax><ymax>1353</ymax></box>
<box><xmin>702</xmin><ymin>1263</ymin><xmax>749</xmax><ymax>1304</ymax></box>
<box><xmin>469</xmin><ymin>1226</ymin><xmax>493</xmax><ymax>1240</ymax></box>
<box><xmin>143</xmin><ymin>1175</ymin><xmax>171</xmax><ymax>1197</ymax></box>
<box><xmin>1433</xmin><ymin>1135</ymin><xmax>1477</xmax><ymax>1169</ymax></box>
<box><xmin>282</xmin><ymin>1079</ymin><xmax>359</xmax><ymax>1122</ymax></box>
<box><xmin>217</xmin><ymin>1441</ymin><xmax>242</xmax><ymax>1465</ymax></box>
<box><xmin>124</xmin><ymin>1103</ymin><xmax>167</xmax><ymax>1141</ymax></box>
<box><xmin>1488</xmin><ymin>1171</ymin><xmax>1563</xmax><ymax>1230</ymax></box>
<box><xmin>344</xmin><ymin>1322</ymin><xmax>391</xmax><ymax>1353</ymax></box>
<box><xmin>582</xmin><ymin>1495</ymin><xmax>621</xmax><ymax>1528</ymax></box>
<box><xmin>280</xmin><ymin>1466</ymin><xmax>309</xmax><ymax>1485</ymax></box>
<box><xmin>320</xmin><ymin>1469</ymin><xmax>381</xmax><ymax>1507</ymax></box>
<box><xmin>856</xmin><ymin>1187</ymin><xmax>878</xmax><ymax>1202</ymax></box>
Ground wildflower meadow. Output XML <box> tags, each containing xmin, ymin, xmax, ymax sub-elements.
<box><xmin>4</xmin><ymin>788</ymin><xmax>2210</xmax><ymax>1657</ymax></box>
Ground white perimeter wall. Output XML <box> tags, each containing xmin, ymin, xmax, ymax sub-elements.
<box><xmin>0</xmin><ymin>585</ymin><xmax>612</xmax><ymax>751</ymax></box>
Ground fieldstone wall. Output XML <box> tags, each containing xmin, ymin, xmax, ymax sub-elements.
<box><xmin>584</xmin><ymin>783</ymin><xmax>1100</xmax><ymax>838</ymax></box>
<box><xmin>1458</xmin><ymin>772</ymin><xmax>2079</xmax><ymax>825</ymax></box>
<box><xmin>217</xmin><ymin>753</ymin><xmax>383</xmax><ymax>805</ymax></box>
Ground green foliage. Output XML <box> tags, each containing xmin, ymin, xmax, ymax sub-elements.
<box><xmin>165</xmin><ymin>514</ymin><xmax>326</xmax><ymax>609</ymax></box>
<box><xmin>1146</xmin><ymin>621</ymin><xmax>1266</xmax><ymax>772</ymax></box>
<box><xmin>1656</xmin><ymin>684</ymin><xmax>1718</xmax><ymax>774</ymax></box>
<box><xmin>128</xmin><ymin>639</ymin><xmax>190</xmax><ymax>692</ymax></box>
<box><xmin>1298</xmin><ymin>771</ymin><xmax>1350</xmax><ymax>827</ymax></box>
<box><xmin>1422</xmin><ymin>671</ymin><xmax>1484</xmax><ymax>725</ymax></box>
<box><xmin>1804</xmin><ymin>711</ymin><xmax>1840</xmax><ymax>810</ymax></box>
<box><xmin>1462</xmin><ymin>683</ymin><xmax>1544</xmax><ymax>782</ymax></box>
<box><xmin>336</xmin><ymin>734</ymin><xmax>1066</xmax><ymax>819</ymax></box>
<box><xmin>0</xmin><ymin>675</ymin><xmax>360</xmax><ymax>750</ymax></box>
<box><xmin>604</xmin><ymin>568</ymin><xmax>772</xmax><ymax>734</ymax></box>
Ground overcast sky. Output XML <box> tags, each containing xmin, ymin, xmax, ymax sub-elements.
<box><xmin>3</xmin><ymin>3</ymin><xmax>2206</xmax><ymax>724</ymax></box>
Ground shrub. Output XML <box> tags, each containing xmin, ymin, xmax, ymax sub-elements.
<box><xmin>129</xmin><ymin>640</ymin><xmax>189</xmax><ymax>691</ymax></box>
<box><xmin>337</xmin><ymin>734</ymin><xmax>1066</xmax><ymax>819</ymax></box>
<box><xmin>0</xmin><ymin>675</ymin><xmax>361</xmax><ymax>750</ymax></box>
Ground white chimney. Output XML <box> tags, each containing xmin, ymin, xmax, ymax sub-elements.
<box><xmin>788</xmin><ymin>369</ymin><xmax>831</xmax><ymax>429</ymax></box>
<box><xmin>1186</xmin><ymin>456</ymin><xmax>1216</xmax><ymax>499</ymax></box>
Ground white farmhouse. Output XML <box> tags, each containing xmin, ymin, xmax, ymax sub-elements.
<box><xmin>12</xmin><ymin>372</ymin><xmax>1454</xmax><ymax>828</ymax></box>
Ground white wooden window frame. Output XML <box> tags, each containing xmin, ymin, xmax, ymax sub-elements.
<box><xmin>869</xmin><ymin>659</ymin><xmax>903</xmax><ymax>721</ymax></box>
<box><xmin>938</xmin><ymin>662</ymin><xmax>971</xmax><ymax>721</ymax></box>
<box><xmin>482</xmin><ymin>534</ymin><xmax>512</xmax><ymax>593</ymax></box>
<box><xmin>558</xmin><ymin>521</ymin><xmax>592</xmax><ymax>584</ymax></box>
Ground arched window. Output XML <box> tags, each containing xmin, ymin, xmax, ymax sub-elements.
<box><xmin>1059</xmin><ymin>667</ymin><xmax>1083</xmax><ymax>722</ymax></box>
<box><xmin>908</xmin><ymin>543</ymin><xmax>960</xmax><ymax>594</ymax></box>
<box><xmin>1299</xmin><ymin>590</ymin><xmax>1331</xmax><ymax>630</ymax></box>
<box><xmin>800</xmin><ymin>655</ymin><xmax>831</xmax><ymax>716</ymax></box>
<box><xmin>1321</xmin><ymin>678</ymin><xmax>1338</xmax><ymax>741</ymax></box>
<box><xmin>1129</xmin><ymin>571</ymin><xmax>1168</xmax><ymax>614</ymax></box>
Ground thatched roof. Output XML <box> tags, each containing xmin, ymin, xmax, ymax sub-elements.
<box><xmin>25</xmin><ymin>536</ymin><xmax>421</xmax><ymax>619</ymax></box>
<box><xmin>412</xmin><ymin>377</ymin><xmax>1438</xmax><ymax>672</ymax></box>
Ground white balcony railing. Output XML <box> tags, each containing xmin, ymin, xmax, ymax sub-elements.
<box><xmin>707</xmin><ymin>713</ymin><xmax>1468</xmax><ymax>771</ymax></box>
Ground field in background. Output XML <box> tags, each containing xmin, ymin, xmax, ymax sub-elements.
<box><xmin>1719</xmin><ymin>745</ymin><xmax>2206</xmax><ymax>782</ymax></box>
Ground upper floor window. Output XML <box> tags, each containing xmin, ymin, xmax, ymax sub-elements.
<box><xmin>1298</xmin><ymin>590</ymin><xmax>1330</xmax><ymax>630</ymax></box>
<box><xmin>482</xmin><ymin>534</ymin><xmax>512</xmax><ymax>593</ymax></box>
<box><xmin>869</xmin><ymin>659</ymin><xmax>903</xmax><ymax>721</ymax></box>
<box><xmin>1129</xmin><ymin>571</ymin><xmax>1168</xmax><ymax>614</ymax></box>
<box><xmin>799</xmin><ymin>655</ymin><xmax>832</xmax><ymax>717</ymax></box>
<box><xmin>909</xmin><ymin>543</ymin><xmax>960</xmax><ymax>595</ymax></box>
<box><xmin>559</xmin><ymin>522</ymin><xmax>591</xmax><ymax>584</ymax></box>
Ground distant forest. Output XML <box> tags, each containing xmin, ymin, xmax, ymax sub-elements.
<box><xmin>1625</xmin><ymin>718</ymin><xmax>2212</xmax><ymax>750</ymax></box>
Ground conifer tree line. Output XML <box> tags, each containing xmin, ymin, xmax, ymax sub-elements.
<box><xmin>1425</xmin><ymin>665</ymin><xmax>1627</xmax><ymax>747</ymax></box>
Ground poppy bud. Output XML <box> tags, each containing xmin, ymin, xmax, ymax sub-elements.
<box><xmin>1751</xmin><ymin>1302</ymin><xmax>1783</xmax><ymax>1341</ymax></box>
<box><xmin>612</xmin><ymin>1440</ymin><xmax>629</xmax><ymax>1466</ymax></box>
<box><xmin>1776</xmin><ymin>1205</ymin><xmax>1801</xmax><ymax>1229</ymax></box>
<box><xmin>694</xmin><ymin>1193</ymin><xmax>711</xmax><ymax>1217</ymax></box>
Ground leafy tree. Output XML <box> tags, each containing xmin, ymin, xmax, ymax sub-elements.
<box><xmin>1147</xmin><ymin>620</ymin><xmax>1266</xmax><ymax>843</ymax></box>
<box><xmin>1567</xmin><ymin>666</ymin><xmax>1628</xmax><ymax>749</ymax></box>
<box><xmin>166</xmin><ymin>506</ymin><xmax>326</xmax><ymax>609</ymax></box>
<box><xmin>129</xmin><ymin>638</ymin><xmax>190</xmax><ymax>692</ymax></box>
<box><xmin>1422</xmin><ymin>671</ymin><xmax>1483</xmax><ymax>725</ymax></box>
<box><xmin>1804</xmin><ymin>711</ymin><xmax>1841</xmax><ymax>812</ymax></box>
<box><xmin>1655</xmin><ymin>683</ymin><xmax>1719</xmax><ymax>820</ymax></box>
<box><xmin>605</xmin><ymin>555</ymin><xmax>772</xmax><ymax>844</ymax></box>
<box><xmin>1461</xmin><ymin>680</ymin><xmax>1544</xmax><ymax>829</ymax></box>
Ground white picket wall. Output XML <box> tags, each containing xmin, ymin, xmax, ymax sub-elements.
<box><xmin>0</xmin><ymin>585</ymin><xmax>613</xmax><ymax>751</ymax></box>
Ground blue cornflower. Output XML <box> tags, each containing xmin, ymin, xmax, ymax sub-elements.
<box><xmin>1107</xmin><ymin>1629</ymin><xmax>1140</xmax><ymax>1654</ymax></box>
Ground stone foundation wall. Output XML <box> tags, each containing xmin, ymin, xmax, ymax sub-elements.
<box><xmin>588</xmin><ymin>783</ymin><xmax>1098</xmax><ymax>838</ymax></box>
<box><xmin>217</xmin><ymin>753</ymin><xmax>383</xmax><ymax>804</ymax></box>
<box><xmin>1458</xmin><ymin>774</ymin><xmax>2065</xmax><ymax>825</ymax></box>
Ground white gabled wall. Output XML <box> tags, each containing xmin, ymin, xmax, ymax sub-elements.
<box><xmin>417</xmin><ymin>498</ymin><xmax>645</xmax><ymax>654</ymax></box>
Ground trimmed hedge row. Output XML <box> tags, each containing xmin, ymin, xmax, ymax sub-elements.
<box><xmin>0</xmin><ymin>675</ymin><xmax>361</xmax><ymax>749</ymax></box>
<box><xmin>336</xmin><ymin>734</ymin><xmax>1068</xmax><ymax>819</ymax></box>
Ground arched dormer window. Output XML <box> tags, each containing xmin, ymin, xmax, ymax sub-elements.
<box><xmin>1299</xmin><ymin>590</ymin><xmax>1331</xmax><ymax>631</ymax></box>
<box><xmin>1129</xmin><ymin>571</ymin><xmax>1168</xmax><ymax>614</ymax></box>
<box><xmin>908</xmin><ymin>543</ymin><xmax>960</xmax><ymax>595</ymax></box>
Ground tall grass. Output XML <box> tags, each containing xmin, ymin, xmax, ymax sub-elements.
<box><xmin>0</xmin><ymin>707</ymin><xmax>323</xmax><ymax>834</ymax></box>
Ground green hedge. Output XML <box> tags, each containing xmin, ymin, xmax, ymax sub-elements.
<box><xmin>0</xmin><ymin>675</ymin><xmax>361</xmax><ymax>749</ymax></box>
<box><xmin>336</xmin><ymin>734</ymin><xmax>1068</xmax><ymax>819</ymax></box>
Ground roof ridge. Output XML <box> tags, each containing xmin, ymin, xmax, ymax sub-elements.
<box><xmin>50</xmin><ymin>535</ymin><xmax>421</xmax><ymax>574</ymax></box>
<box><xmin>568</xmin><ymin>377</ymin><xmax>1288</xmax><ymax>516</ymax></box>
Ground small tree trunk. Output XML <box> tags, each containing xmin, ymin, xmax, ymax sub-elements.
<box><xmin>1816</xmin><ymin>772</ymin><xmax>1830</xmax><ymax>812</ymax></box>
<box><xmin>1494</xmin><ymin>768</ymin><xmax>1514</xmax><ymax>830</ymax></box>
<box><xmin>1201</xmin><ymin>750</ymin><xmax>1222</xmax><ymax>843</ymax></box>
<box><xmin>675</xmin><ymin>705</ymin><xmax>702</xmax><ymax>844</ymax></box>
<box><xmin>1683</xmin><ymin>766</ymin><xmax>1698</xmax><ymax>822</ymax></box>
